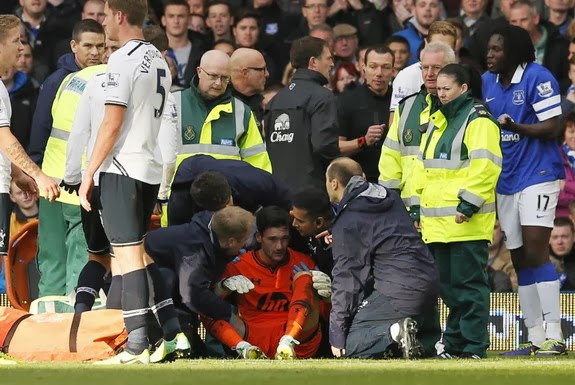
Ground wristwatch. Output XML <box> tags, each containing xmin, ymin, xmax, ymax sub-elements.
<box><xmin>357</xmin><ymin>136</ymin><xmax>367</xmax><ymax>149</ymax></box>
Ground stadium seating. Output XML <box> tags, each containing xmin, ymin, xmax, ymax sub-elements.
<box><xmin>3</xmin><ymin>220</ymin><xmax>38</xmax><ymax>311</ymax></box>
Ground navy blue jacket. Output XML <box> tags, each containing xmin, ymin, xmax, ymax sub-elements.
<box><xmin>168</xmin><ymin>154</ymin><xmax>292</xmax><ymax>225</ymax></box>
<box><xmin>27</xmin><ymin>53</ymin><xmax>80</xmax><ymax>165</ymax></box>
<box><xmin>329</xmin><ymin>176</ymin><xmax>439</xmax><ymax>348</ymax></box>
<box><xmin>144</xmin><ymin>211</ymin><xmax>233</xmax><ymax>321</ymax></box>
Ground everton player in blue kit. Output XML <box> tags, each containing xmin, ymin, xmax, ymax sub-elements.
<box><xmin>482</xmin><ymin>25</ymin><xmax>566</xmax><ymax>356</ymax></box>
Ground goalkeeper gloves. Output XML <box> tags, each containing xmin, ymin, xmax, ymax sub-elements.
<box><xmin>311</xmin><ymin>270</ymin><xmax>331</xmax><ymax>299</ymax></box>
<box><xmin>275</xmin><ymin>335</ymin><xmax>300</xmax><ymax>360</ymax></box>
<box><xmin>293</xmin><ymin>262</ymin><xmax>332</xmax><ymax>300</ymax></box>
<box><xmin>234</xmin><ymin>341</ymin><xmax>266</xmax><ymax>359</ymax></box>
<box><xmin>221</xmin><ymin>275</ymin><xmax>254</xmax><ymax>294</ymax></box>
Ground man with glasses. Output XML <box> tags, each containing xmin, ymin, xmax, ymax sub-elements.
<box><xmin>170</xmin><ymin>49</ymin><xmax>272</xmax><ymax>172</ymax></box>
<box><xmin>282</xmin><ymin>0</ymin><xmax>329</xmax><ymax>69</ymax></box>
<box><xmin>231</xmin><ymin>48</ymin><xmax>269</xmax><ymax>133</ymax></box>
<box><xmin>378</xmin><ymin>42</ymin><xmax>457</xmax><ymax>358</ymax></box>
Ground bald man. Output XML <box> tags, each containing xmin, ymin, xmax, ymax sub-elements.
<box><xmin>230</xmin><ymin>48</ymin><xmax>269</xmax><ymax>132</ymax></box>
<box><xmin>325</xmin><ymin>157</ymin><xmax>439</xmax><ymax>359</ymax></box>
<box><xmin>170</xmin><ymin>50</ymin><xmax>271</xmax><ymax>171</ymax></box>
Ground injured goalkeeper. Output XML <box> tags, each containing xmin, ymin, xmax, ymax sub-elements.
<box><xmin>202</xmin><ymin>206</ymin><xmax>331</xmax><ymax>359</ymax></box>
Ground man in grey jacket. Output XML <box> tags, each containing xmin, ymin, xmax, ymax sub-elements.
<box><xmin>325</xmin><ymin>157</ymin><xmax>439</xmax><ymax>359</ymax></box>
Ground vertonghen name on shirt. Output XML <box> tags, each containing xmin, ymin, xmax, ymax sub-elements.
<box><xmin>140</xmin><ymin>49</ymin><xmax>163</xmax><ymax>74</ymax></box>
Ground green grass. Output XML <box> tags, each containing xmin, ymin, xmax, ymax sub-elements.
<box><xmin>1</xmin><ymin>357</ymin><xmax>575</xmax><ymax>385</ymax></box>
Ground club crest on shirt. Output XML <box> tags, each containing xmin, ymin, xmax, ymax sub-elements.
<box><xmin>265</xmin><ymin>23</ymin><xmax>278</xmax><ymax>35</ymax></box>
<box><xmin>512</xmin><ymin>90</ymin><xmax>525</xmax><ymax>105</ymax></box>
<box><xmin>184</xmin><ymin>125</ymin><xmax>195</xmax><ymax>141</ymax></box>
<box><xmin>403</xmin><ymin>128</ymin><xmax>413</xmax><ymax>144</ymax></box>
<box><xmin>107</xmin><ymin>73</ymin><xmax>120</xmax><ymax>88</ymax></box>
<box><xmin>536</xmin><ymin>81</ymin><xmax>553</xmax><ymax>98</ymax></box>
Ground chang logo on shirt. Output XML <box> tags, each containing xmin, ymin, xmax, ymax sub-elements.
<box><xmin>536</xmin><ymin>81</ymin><xmax>554</xmax><ymax>98</ymax></box>
<box><xmin>271</xmin><ymin>113</ymin><xmax>294</xmax><ymax>143</ymax></box>
<box><xmin>501</xmin><ymin>131</ymin><xmax>521</xmax><ymax>142</ymax></box>
<box><xmin>512</xmin><ymin>90</ymin><xmax>525</xmax><ymax>105</ymax></box>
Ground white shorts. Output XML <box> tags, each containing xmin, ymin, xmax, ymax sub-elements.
<box><xmin>497</xmin><ymin>180</ymin><xmax>560</xmax><ymax>250</ymax></box>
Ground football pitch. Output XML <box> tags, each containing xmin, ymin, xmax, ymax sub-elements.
<box><xmin>1</xmin><ymin>357</ymin><xmax>574</xmax><ymax>385</ymax></box>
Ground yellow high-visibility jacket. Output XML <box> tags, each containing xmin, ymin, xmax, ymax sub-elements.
<box><xmin>414</xmin><ymin>92</ymin><xmax>502</xmax><ymax>243</ymax></box>
<box><xmin>42</xmin><ymin>64</ymin><xmax>106</xmax><ymax>205</ymax></box>
<box><xmin>173</xmin><ymin>84</ymin><xmax>271</xmax><ymax>172</ymax></box>
<box><xmin>379</xmin><ymin>89</ymin><xmax>438</xmax><ymax>207</ymax></box>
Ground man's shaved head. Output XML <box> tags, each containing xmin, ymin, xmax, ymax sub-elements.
<box><xmin>230</xmin><ymin>47</ymin><xmax>268</xmax><ymax>95</ymax></box>
<box><xmin>197</xmin><ymin>50</ymin><xmax>231</xmax><ymax>99</ymax></box>
<box><xmin>326</xmin><ymin>157</ymin><xmax>364</xmax><ymax>186</ymax></box>
<box><xmin>230</xmin><ymin>47</ymin><xmax>264</xmax><ymax>71</ymax></box>
<box><xmin>199</xmin><ymin>49</ymin><xmax>231</xmax><ymax>70</ymax></box>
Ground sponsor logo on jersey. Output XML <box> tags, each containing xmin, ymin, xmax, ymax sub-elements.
<box><xmin>536</xmin><ymin>81</ymin><xmax>553</xmax><ymax>98</ymax></box>
<box><xmin>256</xmin><ymin>292</ymin><xmax>290</xmax><ymax>312</ymax></box>
<box><xmin>501</xmin><ymin>131</ymin><xmax>521</xmax><ymax>142</ymax></box>
<box><xmin>512</xmin><ymin>90</ymin><xmax>525</xmax><ymax>105</ymax></box>
<box><xmin>271</xmin><ymin>113</ymin><xmax>294</xmax><ymax>143</ymax></box>
<box><xmin>107</xmin><ymin>73</ymin><xmax>120</xmax><ymax>88</ymax></box>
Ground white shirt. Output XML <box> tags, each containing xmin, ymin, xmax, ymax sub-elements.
<box><xmin>66</xmin><ymin>69</ymin><xmax>107</xmax><ymax>186</ymax></box>
<box><xmin>0</xmin><ymin>82</ymin><xmax>12</xmax><ymax>194</ymax></box>
<box><xmin>390</xmin><ymin>62</ymin><xmax>423</xmax><ymax>112</ymax></box>
<box><xmin>101</xmin><ymin>39</ymin><xmax>172</xmax><ymax>185</ymax></box>
<box><xmin>66</xmin><ymin>66</ymin><xmax>178</xmax><ymax>196</ymax></box>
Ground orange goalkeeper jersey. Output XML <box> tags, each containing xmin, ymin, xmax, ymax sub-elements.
<box><xmin>220</xmin><ymin>248</ymin><xmax>316</xmax><ymax>326</ymax></box>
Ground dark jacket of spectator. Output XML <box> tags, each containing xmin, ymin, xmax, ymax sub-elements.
<box><xmin>337</xmin><ymin>83</ymin><xmax>391</xmax><ymax>182</ymax></box>
<box><xmin>8</xmin><ymin>71</ymin><xmax>38</xmax><ymax>150</ymax></box>
<box><xmin>264</xmin><ymin>68</ymin><xmax>340</xmax><ymax>192</ymax></box>
<box><xmin>0</xmin><ymin>0</ymin><xmax>18</xmax><ymax>14</ymax></box>
<box><xmin>27</xmin><ymin>53</ymin><xmax>80</xmax><ymax>165</ymax></box>
<box><xmin>541</xmin><ymin>21</ymin><xmax>570</xmax><ymax>85</ymax></box>
<box><xmin>16</xmin><ymin>1</ymin><xmax>81</xmax><ymax>82</ymax></box>
<box><xmin>168</xmin><ymin>155</ymin><xmax>292</xmax><ymax>225</ymax></box>
<box><xmin>179</xmin><ymin>31</ymin><xmax>208</xmax><ymax>89</ymax></box>
<box><xmin>353</xmin><ymin>3</ymin><xmax>392</xmax><ymax>46</ymax></box>
<box><xmin>329</xmin><ymin>177</ymin><xmax>439</xmax><ymax>348</ymax></box>
<box><xmin>145</xmin><ymin>211</ymin><xmax>233</xmax><ymax>320</ymax></box>
<box><xmin>232</xmin><ymin>86</ymin><xmax>265</xmax><ymax>130</ymax></box>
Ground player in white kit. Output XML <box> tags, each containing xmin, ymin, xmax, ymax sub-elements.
<box><xmin>77</xmin><ymin>1</ymin><xmax>174</xmax><ymax>364</ymax></box>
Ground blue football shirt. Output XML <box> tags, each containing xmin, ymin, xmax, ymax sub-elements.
<box><xmin>482</xmin><ymin>62</ymin><xmax>565</xmax><ymax>195</ymax></box>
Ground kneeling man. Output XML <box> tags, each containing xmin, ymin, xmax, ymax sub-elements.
<box><xmin>204</xmin><ymin>206</ymin><xmax>321</xmax><ymax>359</ymax></box>
<box><xmin>325</xmin><ymin>157</ymin><xmax>439</xmax><ymax>359</ymax></box>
